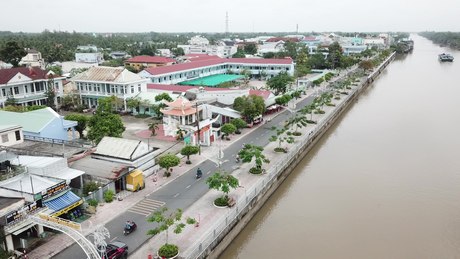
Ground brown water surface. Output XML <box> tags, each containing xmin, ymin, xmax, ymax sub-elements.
<box><xmin>220</xmin><ymin>34</ymin><xmax>460</xmax><ymax>259</ymax></box>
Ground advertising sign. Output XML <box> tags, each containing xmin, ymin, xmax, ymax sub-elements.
<box><xmin>5</xmin><ymin>200</ymin><xmax>42</xmax><ymax>225</ymax></box>
<box><xmin>42</xmin><ymin>182</ymin><xmax>68</xmax><ymax>200</ymax></box>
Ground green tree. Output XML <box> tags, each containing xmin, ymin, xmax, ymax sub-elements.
<box><xmin>172</xmin><ymin>47</ymin><xmax>185</xmax><ymax>57</ymax></box>
<box><xmin>307</xmin><ymin>53</ymin><xmax>327</xmax><ymax>69</ymax></box>
<box><xmin>64</xmin><ymin>114</ymin><xmax>88</xmax><ymax>138</ymax></box>
<box><xmin>266</xmin><ymin>71</ymin><xmax>295</xmax><ymax>95</ymax></box>
<box><xmin>230</xmin><ymin>118</ymin><xmax>247</xmax><ymax>134</ymax></box>
<box><xmin>126</xmin><ymin>97</ymin><xmax>141</xmax><ymax>112</ymax></box>
<box><xmin>269</xmin><ymin>126</ymin><xmax>294</xmax><ymax>152</ymax></box>
<box><xmin>206</xmin><ymin>170</ymin><xmax>239</xmax><ymax>206</ymax></box>
<box><xmin>155</xmin><ymin>93</ymin><xmax>173</xmax><ymax>102</ymax></box>
<box><xmin>221</xmin><ymin>123</ymin><xmax>237</xmax><ymax>139</ymax></box>
<box><xmin>0</xmin><ymin>41</ymin><xmax>26</xmax><ymax>67</ymax></box>
<box><xmin>359</xmin><ymin>60</ymin><xmax>374</xmax><ymax>71</ymax></box>
<box><xmin>286</xmin><ymin>113</ymin><xmax>309</xmax><ymax>135</ymax></box>
<box><xmin>263</xmin><ymin>52</ymin><xmax>275</xmax><ymax>59</ymax></box>
<box><xmin>238</xmin><ymin>144</ymin><xmax>270</xmax><ymax>174</ymax></box>
<box><xmin>97</xmin><ymin>95</ymin><xmax>124</xmax><ymax>113</ymax></box>
<box><xmin>275</xmin><ymin>94</ymin><xmax>292</xmax><ymax>106</ymax></box>
<box><xmin>147</xmin><ymin>207</ymin><xmax>196</xmax><ymax>258</ymax></box>
<box><xmin>180</xmin><ymin>145</ymin><xmax>200</xmax><ymax>164</ymax></box>
<box><xmin>327</xmin><ymin>42</ymin><xmax>344</xmax><ymax>69</ymax></box>
<box><xmin>87</xmin><ymin>113</ymin><xmax>125</xmax><ymax>144</ymax></box>
<box><xmin>243</xmin><ymin>43</ymin><xmax>258</xmax><ymax>55</ymax></box>
<box><xmin>232</xmin><ymin>49</ymin><xmax>245</xmax><ymax>58</ymax></box>
<box><xmin>158</xmin><ymin>153</ymin><xmax>180</xmax><ymax>177</ymax></box>
<box><xmin>232</xmin><ymin>95</ymin><xmax>266</xmax><ymax>122</ymax></box>
<box><xmin>45</xmin><ymin>77</ymin><xmax>56</xmax><ymax>110</ymax></box>
<box><xmin>47</xmin><ymin>65</ymin><xmax>63</xmax><ymax>76</ymax></box>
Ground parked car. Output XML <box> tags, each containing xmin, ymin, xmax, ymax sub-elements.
<box><xmin>99</xmin><ymin>241</ymin><xmax>128</xmax><ymax>259</ymax></box>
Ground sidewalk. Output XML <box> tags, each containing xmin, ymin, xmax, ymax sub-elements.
<box><xmin>28</xmin><ymin>70</ymin><xmax>359</xmax><ymax>259</ymax></box>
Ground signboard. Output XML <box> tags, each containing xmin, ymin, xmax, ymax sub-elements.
<box><xmin>6</xmin><ymin>200</ymin><xmax>42</xmax><ymax>225</ymax></box>
<box><xmin>38</xmin><ymin>214</ymin><xmax>82</xmax><ymax>231</ymax></box>
<box><xmin>42</xmin><ymin>182</ymin><xmax>68</xmax><ymax>200</ymax></box>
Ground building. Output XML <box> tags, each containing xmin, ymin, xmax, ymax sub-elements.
<box><xmin>70</xmin><ymin>66</ymin><xmax>149</xmax><ymax>110</ymax></box>
<box><xmin>109</xmin><ymin>51</ymin><xmax>130</xmax><ymax>59</ymax></box>
<box><xmin>0</xmin><ymin>67</ymin><xmax>65</xmax><ymax>108</ymax></box>
<box><xmin>0</xmin><ymin>61</ymin><xmax>13</xmax><ymax>69</ymax></box>
<box><xmin>19</xmin><ymin>49</ymin><xmax>45</xmax><ymax>69</ymax></box>
<box><xmin>178</xmin><ymin>36</ymin><xmax>237</xmax><ymax>58</ymax></box>
<box><xmin>124</xmin><ymin>56</ymin><xmax>176</xmax><ymax>72</ymax></box>
<box><xmin>156</xmin><ymin>49</ymin><xmax>172</xmax><ymax>57</ymax></box>
<box><xmin>0</xmin><ymin>125</ymin><xmax>23</xmax><ymax>147</ymax></box>
<box><xmin>139</xmin><ymin>57</ymin><xmax>294</xmax><ymax>85</ymax></box>
<box><xmin>0</xmin><ymin>107</ymin><xmax>77</xmax><ymax>141</ymax></box>
<box><xmin>161</xmin><ymin>97</ymin><xmax>217</xmax><ymax>146</ymax></box>
<box><xmin>75</xmin><ymin>45</ymin><xmax>103</xmax><ymax>64</ymax></box>
<box><xmin>258</xmin><ymin>41</ymin><xmax>285</xmax><ymax>55</ymax></box>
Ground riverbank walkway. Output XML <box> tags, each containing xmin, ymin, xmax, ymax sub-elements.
<box><xmin>28</xmin><ymin>66</ymin><xmax>364</xmax><ymax>259</ymax></box>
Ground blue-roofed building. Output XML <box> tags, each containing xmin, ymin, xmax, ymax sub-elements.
<box><xmin>0</xmin><ymin>107</ymin><xmax>77</xmax><ymax>141</ymax></box>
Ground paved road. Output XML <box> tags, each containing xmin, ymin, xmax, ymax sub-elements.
<box><xmin>53</xmin><ymin>93</ymin><xmax>321</xmax><ymax>259</ymax></box>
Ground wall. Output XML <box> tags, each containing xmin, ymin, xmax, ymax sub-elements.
<box><xmin>0</xmin><ymin>129</ymin><xmax>23</xmax><ymax>147</ymax></box>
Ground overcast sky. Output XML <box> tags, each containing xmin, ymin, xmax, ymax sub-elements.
<box><xmin>2</xmin><ymin>0</ymin><xmax>459</xmax><ymax>33</ymax></box>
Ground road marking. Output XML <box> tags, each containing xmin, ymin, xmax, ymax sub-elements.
<box><xmin>206</xmin><ymin>171</ymin><xmax>211</xmax><ymax>175</ymax></box>
<box><xmin>186</xmin><ymin>184</ymin><xmax>191</xmax><ymax>189</ymax></box>
<box><xmin>110</xmin><ymin>237</ymin><xmax>117</xmax><ymax>242</ymax></box>
<box><xmin>173</xmin><ymin>193</ymin><xmax>180</xmax><ymax>198</ymax></box>
<box><xmin>127</xmin><ymin>198</ymin><xmax>165</xmax><ymax>216</ymax></box>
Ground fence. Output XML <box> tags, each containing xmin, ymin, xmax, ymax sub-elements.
<box><xmin>183</xmin><ymin>52</ymin><xmax>396</xmax><ymax>259</ymax></box>
<box><xmin>82</xmin><ymin>182</ymin><xmax>116</xmax><ymax>204</ymax></box>
<box><xmin>24</xmin><ymin>135</ymin><xmax>93</xmax><ymax>148</ymax></box>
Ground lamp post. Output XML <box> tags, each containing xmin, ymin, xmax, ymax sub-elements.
<box><xmin>195</xmin><ymin>102</ymin><xmax>201</xmax><ymax>155</ymax></box>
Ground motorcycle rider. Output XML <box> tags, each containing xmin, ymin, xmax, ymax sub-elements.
<box><xmin>196</xmin><ymin>168</ymin><xmax>203</xmax><ymax>178</ymax></box>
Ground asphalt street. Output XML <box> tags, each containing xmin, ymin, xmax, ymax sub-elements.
<box><xmin>53</xmin><ymin>93</ymin><xmax>319</xmax><ymax>259</ymax></box>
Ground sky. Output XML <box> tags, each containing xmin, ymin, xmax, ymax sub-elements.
<box><xmin>2</xmin><ymin>0</ymin><xmax>459</xmax><ymax>33</ymax></box>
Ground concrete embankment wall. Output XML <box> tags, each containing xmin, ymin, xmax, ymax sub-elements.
<box><xmin>202</xmin><ymin>53</ymin><xmax>396</xmax><ymax>259</ymax></box>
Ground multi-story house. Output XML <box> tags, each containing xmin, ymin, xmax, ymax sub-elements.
<box><xmin>19</xmin><ymin>49</ymin><xmax>45</xmax><ymax>69</ymax></box>
<box><xmin>0</xmin><ymin>67</ymin><xmax>65</xmax><ymax>108</ymax></box>
<box><xmin>71</xmin><ymin>66</ymin><xmax>149</xmax><ymax>110</ymax></box>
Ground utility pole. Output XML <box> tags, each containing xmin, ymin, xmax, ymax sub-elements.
<box><xmin>195</xmin><ymin>102</ymin><xmax>201</xmax><ymax>155</ymax></box>
<box><xmin>225</xmin><ymin>11</ymin><xmax>229</xmax><ymax>35</ymax></box>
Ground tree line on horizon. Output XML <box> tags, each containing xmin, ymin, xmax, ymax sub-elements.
<box><xmin>419</xmin><ymin>31</ymin><xmax>460</xmax><ymax>50</ymax></box>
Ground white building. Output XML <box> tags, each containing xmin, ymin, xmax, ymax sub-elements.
<box><xmin>156</xmin><ymin>49</ymin><xmax>172</xmax><ymax>57</ymax></box>
<box><xmin>139</xmin><ymin>57</ymin><xmax>294</xmax><ymax>85</ymax></box>
<box><xmin>258</xmin><ymin>41</ymin><xmax>285</xmax><ymax>55</ymax></box>
<box><xmin>0</xmin><ymin>125</ymin><xmax>23</xmax><ymax>147</ymax></box>
<box><xmin>0</xmin><ymin>67</ymin><xmax>65</xmax><ymax>108</ymax></box>
<box><xmin>189</xmin><ymin>35</ymin><xmax>210</xmax><ymax>46</ymax></box>
<box><xmin>178</xmin><ymin>36</ymin><xmax>237</xmax><ymax>58</ymax></box>
<box><xmin>75</xmin><ymin>45</ymin><xmax>104</xmax><ymax>64</ymax></box>
<box><xmin>19</xmin><ymin>49</ymin><xmax>45</xmax><ymax>69</ymax></box>
<box><xmin>71</xmin><ymin>66</ymin><xmax>149</xmax><ymax>110</ymax></box>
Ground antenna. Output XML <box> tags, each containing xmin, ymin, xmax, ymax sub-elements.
<box><xmin>225</xmin><ymin>11</ymin><xmax>229</xmax><ymax>35</ymax></box>
<box><xmin>296</xmin><ymin>24</ymin><xmax>299</xmax><ymax>34</ymax></box>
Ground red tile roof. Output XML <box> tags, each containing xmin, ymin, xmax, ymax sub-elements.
<box><xmin>126</xmin><ymin>55</ymin><xmax>175</xmax><ymax>64</ymax></box>
<box><xmin>249</xmin><ymin>89</ymin><xmax>272</xmax><ymax>100</ymax></box>
<box><xmin>266</xmin><ymin>37</ymin><xmax>300</xmax><ymax>43</ymax></box>
<box><xmin>144</xmin><ymin>57</ymin><xmax>293</xmax><ymax>75</ymax></box>
<box><xmin>227</xmin><ymin>58</ymin><xmax>293</xmax><ymax>64</ymax></box>
<box><xmin>183</xmin><ymin>54</ymin><xmax>221</xmax><ymax>62</ymax></box>
<box><xmin>0</xmin><ymin>67</ymin><xmax>49</xmax><ymax>84</ymax></box>
<box><xmin>148</xmin><ymin>83</ymin><xmax>241</xmax><ymax>92</ymax></box>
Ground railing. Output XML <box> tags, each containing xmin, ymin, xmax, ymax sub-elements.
<box><xmin>29</xmin><ymin>215</ymin><xmax>101</xmax><ymax>259</ymax></box>
<box><xmin>183</xmin><ymin>53</ymin><xmax>396</xmax><ymax>259</ymax></box>
<box><xmin>23</xmin><ymin>135</ymin><xmax>93</xmax><ymax>148</ymax></box>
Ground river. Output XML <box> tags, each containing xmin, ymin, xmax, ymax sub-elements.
<box><xmin>220</xmin><ymin>34</ymin><xmax>460</xmax><ymax>259</ymax></box>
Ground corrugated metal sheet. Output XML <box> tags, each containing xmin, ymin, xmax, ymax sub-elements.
<box><xmin>94</xmin><ymin>137</ymin><xmax>141</xmax><ymax>160</ymax></box>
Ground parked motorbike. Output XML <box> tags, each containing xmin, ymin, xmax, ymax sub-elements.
<box><xmin>123</xmin><ymin>221</ymin><xmax>137</xmax><ymax>235</ymax></box>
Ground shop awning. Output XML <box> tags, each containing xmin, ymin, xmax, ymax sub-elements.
<box><xmin>44</xmin><ymin>191</ymin><xmax>82</xmax><ymax>216</ymax></box>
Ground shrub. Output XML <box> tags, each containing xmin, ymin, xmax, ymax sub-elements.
<box><xmin>158</xmin><ymin>244</ymin><xmax>179</xmax><ymax>258</ymax></box>
<box><xmin>83</xmin><ymin>182</ymin><xmax>100</xmax><ymax>196</ymax></box>
<box><xmin>306</xmin><ymin>120</ymin><xmax>317</xmax><ymax>124</ymax></box>
<box><xmin>274</xmin><ymin>147</ymin><xmax>287</xmax><ymax>153</ymax></box>
<box><xmin>326</xmin><ymin>103</ymin><xmax>335</xmax><ymax>107</ymax></box>
<box><xmin>214</xmin><ymin>196</ymin><xmax>229</xmax><ymax>207</ymax></box>
<box><xmin>249</xmin><ymin>167</ymin><xmax>263</xmax><ymax>174</ymax></box>
<box><xmin>314</xmin><ymin>110</ymin><xmax>325</xmax><ymax>114</ymax></box>
<box><xmin>103</xmin><ymin>190</ymin><xmax>115</xmax><ymax>203</ymax></box>
<box><xmin>292</xmin><ymin>132</ymin><xmax>302</xmax><ymax>136</ymax></box>
<box><xmin>87</xmin><ymin>199</ymin><xmax>98</xmax><ymax>207</ymax></box>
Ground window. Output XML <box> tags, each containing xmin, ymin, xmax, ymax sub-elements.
<box><xmin>1</xmin><ymin>89</ymin><xmax>5</xmax><ymax>97</ymax></box>
<box><xmin>1</xmin><ymin>134</ymin><xmax>8</xmax><ymax>143</ymax></box>
<box><xmin>14</xmin><ymin>87</ymin><xmax>19</xmax><ymax>95</ymax></box>
<box><xmin>138</xmin><ymin>86</ymin><xmax>141</xmax><ymax>92</ymax></box>
<box><xmin>15</xmin><ymin>130</ymin><xmax>21</xmax><ymax>141</ymax></box>
<box><xmin>25</xmin><ymin>85</ymin><xmax>28</xmax><ymax>93</ymax></box>
<box><xmin>131</xmin><ymin>86</ymin><xmax>134</xmax><ymax>94</ymax></box>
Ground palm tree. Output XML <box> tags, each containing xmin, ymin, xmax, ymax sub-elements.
<box><xmin>148</xmin><ymin>122</ymin><xmax>160</xmax><ymax>136</ymax></box>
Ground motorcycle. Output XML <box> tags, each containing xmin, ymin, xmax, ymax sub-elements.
<box><xmin>123</xmin><ymin>221</ymin><xmax>137</xmax><ymax>235</ymax></box>
<box><xmin>196</xmin><ymin>169</ymin><xmax>203</xmax><ymax>179</ymax></box>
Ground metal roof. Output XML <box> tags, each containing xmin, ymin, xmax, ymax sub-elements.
<box><xmin>71</xmin><ymin>66</ymin><xmax>145</xmax><ymax>83</ymax></box>
<box><xmin>0</xmin><ymin>108</ymin><xmax>77</xmax><ymax>133</ymax></box>
<box><xmin>94</xmin><ymin>137</ymin><xmax>148</xmax><ymax>160</ymax></box>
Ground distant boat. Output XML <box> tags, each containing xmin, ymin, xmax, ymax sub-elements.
<box><xmin>439</xmin><ymin>53</ymin><xmax>454</xmax><ymax>62</ymax></box>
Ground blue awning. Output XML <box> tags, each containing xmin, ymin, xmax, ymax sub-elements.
<box><xmin>44</xmin><ymin>191</ymin><xmax>82</xmax><ymax>212</ymax></box>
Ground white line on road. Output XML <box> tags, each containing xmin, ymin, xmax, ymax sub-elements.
<box><xmin>173</xmin><ymin>193</ymin><xmax>180</xmax><ymax>198</ymax></box>
<box><xmin>110</xmin><ymin>237</ymin><xmax>117</xmax><ymax>242</ymax></box>
<box><xmin>186</xmin><ymin>184</ymin><xmax>191</xmax><ymax>189</ymax></box>
<box><xmin>206</xmin><ymin>171</ymin><xmax>211</xmax><ymax>175</ymax></box>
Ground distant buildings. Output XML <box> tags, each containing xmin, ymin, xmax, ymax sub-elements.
<box><xmin>75</xmin><ymin>45</ymin><xmax>104</xmax><ymax>64</ymax></box>
<box><xmin>178</xmin><ymin>35</ymin><xmax>237</xmax><ymax>58</ymax></box>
